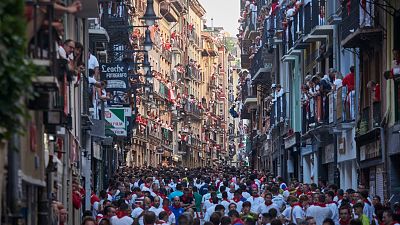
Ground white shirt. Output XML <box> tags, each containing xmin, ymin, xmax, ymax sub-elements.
<box><xmin>110</xmin><ymin>215</ymin><xmax>134</xmax><ymax>225</ymax></box>
<box><xmin>282</xmin><ymin>205</ymin><xmax>304</xmax><ymax>224</ymax></box>
<box><xmin>88</xmin><ymin>53</ymin><xmax>99</xmax><ymax>70</ymax></box>
<box><xmin>326</xmin><ymin>202</ymin><xmax>339</xmax><ymax>225</ymax></box>
<box><xmin>247</xmin><ymin>196</ymin><xmax>264</xmax><ymax>213</ymax></box>
<box><xmin>131</xmin><ymin>207</ymin><xmax>144</xmax><ymax>225</ymax></box>
<box><xmin>149</xmin><ymin>206</ymin><xmax>164</xmax><ymax>216</ymax></box>
<box><xmin>204</xmin><ymin>205</ymin><xmax>216</xmax><ymax>221</ymax></box>
<box><xmin>202</xmin><ymin>200</ymin><xmax>215</xmax><ymax>212</ymax></box>
<box><xmin>221</xmin><ymin>200</ymin><xmax>231</xmax><ymax>215</ymax></box>
<box><xmin>257</xmin><ymin>203</ymin><xmax>281</xmax><ymax>215</ymax></box>
<box><xmin>306</xmin><ymin>205</ymin><xmax>332</xmax><ymax>225</ymax></box>
<box><xmin>272</xmin><ymin>194</ymin><xmax>285</xmax><ymax>210</ymax></box>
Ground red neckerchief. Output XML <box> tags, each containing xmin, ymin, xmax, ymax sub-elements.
<box><xmin>209</xmin><ymin>199</ymin><xmax>213</xmax><ymax>204</ymax></box>
<box><xmin>163</xmin><ymin>206</ymin><xmax>172</xmax><ymax>215</ymax></box>
<box><xmin>233</xmin><ymin>197</ymin><xmax>241</xmax><ymax>203</ymax></box>
<box><xmin>296</xmin><ymin>190</ymin><xmax>303</xmax><ymax>196</ymax></box>
<box><xmin>232</xmin><ymin>218</ymin><xmax>245</xmax><ymax>225</ymax></box>
<box><xmin>390</xmin><ymin>221</ymin><xmax>400</xmax><ymax>225</ymax></box>
<box><xmin>291</xmin><ymin>202</ymin><xmax>303</xmax><ymax>208</ymax></box>
<box><xmin>314</xmin><ymin>202</ymin><xmax>326</xmax><ymax>207</ymax></box>
<box><xmin>145</xmin><ymin>183</ymin><xmax>151</xmax><ymax>189</ymax></box>
<box><xmin>265</xmin><ymin>201</ymin><xmax>273</xmax><ymax>206</ymax></box>
<box><xmin>116</xmin><ymin>211</ymin><xmax>130</xmax><ymax>219</ymax></box>
<box><xmin>252</xmin><ymin>194</ymin><xmax>260</xmax><ymax>198</ymax></box>
<box><xmin>339</xmin><ymin>218</ymin><xmax>351</xmax><ymax>225</ymax></box>
<box><xmin>222</xmin><ymin>198</ymin><xmax>229</xmax><ymax>202</ymax></box>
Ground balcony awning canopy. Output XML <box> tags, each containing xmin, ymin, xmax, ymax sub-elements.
<box><xmin>303</xmin><ymin>34</ymin><xmax>328</xmax><ymax>42</ymax></box>
<box><xmin>342</xmin><ymin>28</ymin><xmax>383</xmax><ymax>48</ymax></box>
<box><xmin>282</xmin><ymin>50</ymin><xmax>301</xmax><ymax>62</ymax></box>
<box><xmin>89</xmin><ymin>27</ymin><xmax>110</xmax><ymax>43</ymax></box>
<box><xmin>310</xmin><ymin>25</ymin><xmax>334</xmax><ymax>36</ymax></box>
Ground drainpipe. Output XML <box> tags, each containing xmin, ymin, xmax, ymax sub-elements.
<box><xmin>7</xmin><ymin>134</ymin><xmax>22</xmax><ymax>223</ymax></box>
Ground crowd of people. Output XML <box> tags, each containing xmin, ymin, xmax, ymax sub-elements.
<box><xmin>69</xmin><ymin>167</ymin><xmax>399</xmax><ymax>225</ymax></box>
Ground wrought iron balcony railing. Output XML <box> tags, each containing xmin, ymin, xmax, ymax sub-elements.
<box><xmin>270</xmin><ymin>93</ymin><xmax>287</xmax><ymax>127</ymax></box>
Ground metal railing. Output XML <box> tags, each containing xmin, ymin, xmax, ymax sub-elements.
<box><xmin>147</xmin><ymin>120</ymin><xmax>162</xmax><ymax>139</ymax></box>
<box><xmin>161</xmin><ymin>127</ymin><xmax>173</xmax><ymax>148</ymax></box>
<box><xmin>301</xmin><ymin>86</ymin><xmax>356</xmax><ymax>134</ymax></box>
<box><xmin>184</xmin><ymin>101</ymin><xmax>203</xmax><ymax>118</ymax></box>
<box><xmin>242</xmin><ymin>80</ymin><xmax>257</xmax><ymax>101</ymax></box>
<box><xmin>270</xmin><ymin>93</ymin><xmax>287</xmax><ymax>126</ymax></box>
<box><xmin>341</xmin><ymin>0</ymin><xmax>360</xmax><ymax>41</ymax></box>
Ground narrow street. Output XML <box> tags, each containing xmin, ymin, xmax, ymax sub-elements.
<box><xmin>1</xmin><ymin>0</ymin><xmax>400</xmax><ymax>224</ymax></box>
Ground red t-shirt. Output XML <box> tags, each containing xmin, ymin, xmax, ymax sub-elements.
<box><xmin>342</xmin><ymin>72</ymin><xmax>355</xmax><ymax>93</ymax></box>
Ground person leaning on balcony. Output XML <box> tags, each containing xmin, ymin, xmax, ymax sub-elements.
<box><xmin>88</xmin><ymin>49</ymin><xmax>100</xmax><ymax>80</ymax></box>
<box><xmin>367</xmin><ymin>81</ymin><xmax>380</xmax><ymax>103</ymax></box>
<box><xmin>342</xmin><ymin>66</ymin><xmax>355</xmax><ymax>93</ymax></box>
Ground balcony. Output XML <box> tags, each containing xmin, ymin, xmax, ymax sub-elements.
<box><xmin>147</xmin><ymin>120</ymin><xmax>162</xmax><ymax>140</ymax></box>
<box><xmin>208</xmin><ymin>79</ymin><xmax>218</xmax><ymax>90</ymax></box>
<box><xmin>160</xmin><ymin>1</ymin><xmax>179</xmax><ymax>22</ymax></box>
<box><xmin>153</xmin><ymin>79</ymin><xmax>169</xmax><ymax>100</ymax></box>
<box><xmin>340</xmin><ymin>0</ymin><xmax>382</xmax><ymax>48</ymax></box>
<box><xmin>188</xmin><ymin>30</ymin><xmax>201</xmax><ymax>49</ymax></box>
<box><xmin>242</xmin><ymin>80</ymin><xmax>257</xmax><ymax>106</ymax></box>
<box><xmin>250</xmin><ymin>48</ymin><xmax>273</xmax><ymax>85</ymax></box>
<box><xmin>161</xmin><ymin>48</ymin><xmax>172</xmax><ymax>63</ymax></box>
<box><xmin>332</xmin><ymin>86</ymin><xmax>356</xmax><ymax>131</ymax></box>
<box><xmin>171</xmin><ymin>37</ymin><xmax>184</xmax><ymax>54</ymax></box>
<box><xmin>185</xmin><ymin>64</ymin><xmax>201</xmax><ymax>81</ymax></box>
<box><xmin>270</xmin><ymin>93</ymin><xmax>287</xmax><ymax>127</ymax></box>
<box><xmin>161</xmin><ymin>127</ymin><xmax>173</xmax><ymax>151</ymax></box>
<box><xmin>171</xmin><ymin>0</ymin><xmax>188</xmax><ymax>13</ymax></box>
<box><xmin>184</xmin><ymin>101</ymin><xmax>203</xmax><ymax>121</ymax></box>
<box><xmin>302</xmin><ymin>0</ymin><xmax>333</xmax><ymax>43</ymax></box>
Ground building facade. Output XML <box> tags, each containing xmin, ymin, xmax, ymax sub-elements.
<box><xmin>239</xmin><ymin>0</ymin><xmax>400</xmax><ymax>201</ymax></box>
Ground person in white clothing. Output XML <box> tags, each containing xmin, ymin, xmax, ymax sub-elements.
<box><xmin>149</xmin><ymin>197</ymin><xmax>164</xmax><ymax>216</ymax></box>
<box><xmin>325</xmin><ymin>191</ymin><xmax>339</xmax><ymax>225</ymax></box>
<box><xmin>88</xmin><ymin>50</ymin><xmax>99</xmax><ymax>79</ymax></box>
<box><xmin>110</xmin><ymin>202</ymin><xmax>134</xmax><ymax>225</ymax></box>
<box><xmin>282</xmin><ymin>195</ymin><xmax>307</xmax><ymax>224</ymax></box>
<box><xmin>247</xmin><ymin>189</ymin><xmax>264</xmax><ymax>213</ymax></box>
<box><xmin>258</xmin><ymin>193</ymin><xmax>280</xmax><ymax>215</ymax></box>
<box><xmin>221</xmin><ymin>192</ymin><xmax>231</xmax><ymax>215</ymax></box>
<box><xmin>306</xmin><ymin>195</ymin><xmax>332</xmax><ymax>225</ymax></box>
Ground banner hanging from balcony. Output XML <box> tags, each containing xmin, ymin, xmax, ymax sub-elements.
<box><xmin>104</xmin><ymin>107</ymin><xmax>131</xmax><ymax>136</ymax></box>
<box><xmin>100</xmin><ymin>63</ymin><xmax>129</xmax><ymax>106</ymax></box>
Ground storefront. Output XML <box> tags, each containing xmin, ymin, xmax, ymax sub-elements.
<box><xmin>387</xmin><ymin>123</ymin><xmax>400</xmax><ymax>203</ymax></box>
<box><xmin>356</xmin><ymin>128</ymin><xmax>385</xmax><ymax>198</ymax></box>
<box><xmin>284</xmin><ymin>132</ymin><xmax>300</xmax><ymax>181</ymax></box>
<box><xmin>337</xmin><ymin>128</ymin><xmax>358</xmax><ymax>190</ymax></box>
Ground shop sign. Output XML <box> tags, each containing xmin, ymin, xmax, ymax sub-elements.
<box><xmin>301</xmin><ymin>145</ymin><xmax>313</xmax><ymax>156</ymax></box>
<box><xmin>360</xmin><ymin>140</ymin><xmax>380</xmax><ymax>161</ymax></box>
<box><xmin>323</xmin><ymin>144</ymin><xmax>334</xmax><ymax>164</ymax></box>
<box><xmin>100</xmin><ymin>63</ymin><xmax>129</xmax><ymax>105</ymax></box>
<box><xmin>284</xmin><ymin>133</ymin><xmax>299</xmax><ymax>149</ymax></box>
<box><xmin>105</xmin><ymin>107</ymin><xmax>131</xmax><ymax>136</ymax></box>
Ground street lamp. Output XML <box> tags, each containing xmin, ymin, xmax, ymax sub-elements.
<box><xmin>143</xmin><ymin>29</ymin><xmax>153</xmax><ymax>51</ymax></box>
<box><xmin>140</xmin><ymin>0</ymin><xmax>160</xmax><ymax>26</ymax></box>
<box><xmin>142</xmin><ymin>52</ymin><xmax>151</xmax><ymax>74</ymax></box>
